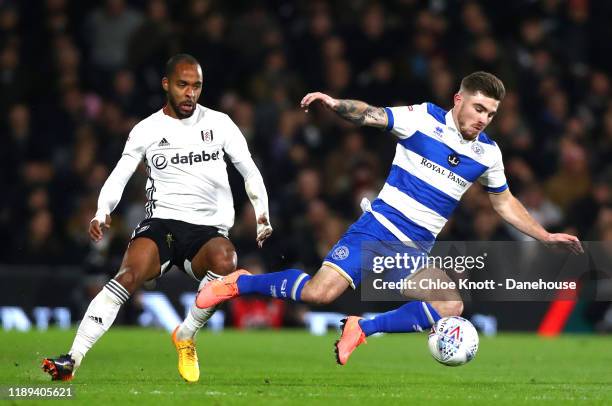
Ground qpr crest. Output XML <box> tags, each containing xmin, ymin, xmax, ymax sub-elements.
<box><xmin>201</xmin><ymin>129</ymin><xmax>214</xmax><ymax>143</ymax></box>
<box><xmin>331</xmin><ymin>245</ymin><xmax>350</xmax><ymax>261</ymax></box>
<box><xmin>471</xmin><ymin>142</ymin><xmax>484</xmax><ymax>156</ymax></box>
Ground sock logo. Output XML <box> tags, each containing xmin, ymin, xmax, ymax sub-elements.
<box><xmin>88</xmin><ymin>315</ymin><xmax>103</xmax><ymax>325</ymax></box>
<box><xmin>270</xmin><ymin>285</ymin><xmax>277</xmax><ymax>298</ymax></box>
<box><xmin>280</xmin><ymin>279</ymin><xmax>288</xmax><ymax>297</ymax></box>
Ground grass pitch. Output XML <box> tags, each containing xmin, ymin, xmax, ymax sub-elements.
<box><xmin>1</xmin><ymin>328</ymin><xmax>611</xmax><ymax>405</ymax></box>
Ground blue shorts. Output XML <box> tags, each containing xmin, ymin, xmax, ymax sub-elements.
<box><xmin>323</xmin><ymin>212</ymin><xmax>426</xmax><ymax>289</ymax></box>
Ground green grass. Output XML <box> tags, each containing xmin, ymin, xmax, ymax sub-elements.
<box><xmin>1</xmin><ymin>328</ymin><xmax>611</xmax><ymax>405</ymax></box>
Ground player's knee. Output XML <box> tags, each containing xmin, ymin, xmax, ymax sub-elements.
<box><xmin>114</xmin><ymin>268</ymin><xmax>141</xmax><ymax>293</ymax></box>
<box><xmin>431</xmin><ymin>300</ymin><xmax>463</xmax><ymax>317</ymax></box>
<box><xmin>209</xmin><ymin>250</ymin><xmax>237</xmax><ymax>276</ymax></box>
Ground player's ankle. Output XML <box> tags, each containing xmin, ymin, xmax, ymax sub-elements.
<box><xmin>176</xmin><ymin>324</ymin><xmax>197</xmax><ymax>341</ymax></box>
<box><xmin>69</xmin><ymin>351</ymin><xmax>84</xmax><ymax>369</ymax></box>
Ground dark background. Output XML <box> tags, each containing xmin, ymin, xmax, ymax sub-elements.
<box><xmin>1</xmin><ymin>0</ymin><xmax>611</xmax><ymax>331</ymax></box>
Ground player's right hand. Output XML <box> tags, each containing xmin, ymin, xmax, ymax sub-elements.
<box><xmin>300</xmin><ymin>92</ymin><xmax>339</xmax><ymax>113</ymax></box>
<box><xmin>256</xmin><ymin>214</ymin><xmax>273</xmax><ymax>248</ymax></box>
<box><xmin>543</xmin><ymin>232</ymin><xmax>584</xmax><ymax>255</ymax></box>
<box><xmin>89</xmin><ymin>215</ymin><xmax>111</xmax><ymax>242</ymax></box>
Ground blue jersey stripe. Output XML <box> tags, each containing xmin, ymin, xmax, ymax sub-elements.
<box><xmin>427</xmin><ymin>103</ymin><xmax>446</xmax><ymax>124</ymax></box>
<box><xmin>384</xmin><ymin>107</ymin><xmax>394</xmax><ymax>131</ymax></box>
<box><xmin>478</xmin><ymin>132</ymin><xmax>497</xmax><ymax>146</ymax></box>
<box><xmin>398</xmin><ymin>131</ymin><xmax>488</xmax><ymax>182</ymax></box>
<box><xmin>484</xmin><ymin>183</ymin><xmax>508</xmax><ymax>193</ymax></box>
<box><xmin>386</xmin><ymin>165</ymin><xmax>458</xmax><ymax>218</ymax></box>
<box><xmin>371</xmin><ymin>198</ymin><xmax>436</xmax><ymax>246</ymax></box>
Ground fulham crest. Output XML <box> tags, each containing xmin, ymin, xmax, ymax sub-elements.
<box><xmin>201</xmin><ymin>129</ymin><xmax>214</xmax><ymax>143</ymax></box>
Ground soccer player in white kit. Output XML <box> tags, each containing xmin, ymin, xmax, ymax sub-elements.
<box><xmin>42</xmin><ymin>54</ymin><xmax>273</xmax><ymax>382</ymax></box>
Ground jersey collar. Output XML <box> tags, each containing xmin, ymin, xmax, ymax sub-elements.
<box><xmin>162</xmin><ymin>104</ymin><xmax>203</xmax><ymax>126</ymax></box>
<box><xmin>180</xmin><ymin>104</ymin><xmax>202</xmax><ymax>126</ymax></box>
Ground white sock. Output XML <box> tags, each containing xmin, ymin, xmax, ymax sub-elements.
<box><xmin>69</xmin><ymin>279</ymin><xmax>130</xmax><ymax>370</ymax></box>
<box><xmin>176</xmin><ymin>271</ymin><xmax>222</xmax><ymax>341</ymax></box>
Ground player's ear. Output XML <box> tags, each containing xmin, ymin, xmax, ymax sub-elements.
<box><xmin>162</xmin><ymin>77</ymin><xmax>169</xmax><ymax>92</ymax></box>
<box><xmin>453</xmin><ymin>93</ymin><xmax>462</xmax><ymax>106</ymax></box>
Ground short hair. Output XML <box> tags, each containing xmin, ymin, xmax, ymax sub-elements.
<box><xmin>460</xmin><ymin>71</ymin><xmax>506</xmax><ymax>101</ymax></box>
<box><xmin>165</xmin><ymin>53</ymin><xmax>200</xmax><ymax>78</ymax></box>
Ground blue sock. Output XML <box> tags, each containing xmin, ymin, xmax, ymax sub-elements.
<box><xmin>358</xmin><ymin>302</ymin><xmax>441</xmax><ymax>336</ymax></box>
<box><xmin>236</xmin><ymin>269</ymin><xmax>311</xmax><ymax>301</ymax></box>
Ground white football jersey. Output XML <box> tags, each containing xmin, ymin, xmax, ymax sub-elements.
<box><xmin>106</xmin><ymin>104</ymin><xmax>255</xmax><ymax>233</ymax></box>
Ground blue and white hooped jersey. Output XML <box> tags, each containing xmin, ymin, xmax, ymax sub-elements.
<box><xmin>367</xmin><ymin>102</ymin><xmax>508</xmax><ymax>250</ymax></box>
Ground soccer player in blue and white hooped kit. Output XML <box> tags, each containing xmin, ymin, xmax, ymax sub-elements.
<box><xmin>196</xmin><ymin>71</ymin><xmax>583</xmax><ymax>365</ymax></box>
<box><xmin>42</xmin><ymin>54</ymin><xmax>273</xmax><ymax>381</ymax></box>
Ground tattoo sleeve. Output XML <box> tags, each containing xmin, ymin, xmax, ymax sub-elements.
<box><xmin>333</xmin><ymin>99</ymin><xmax>388</xmax><ymax>128</ymax></box>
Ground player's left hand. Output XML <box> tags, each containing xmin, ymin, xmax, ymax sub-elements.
<box><xmin>256</xmin><ymin>214</ymin><xmax>273</xmax><ymax>248</ymax></box>
<box><xmin>543</xmin><ymin>233</ymin><xmax>584</xmax><ymax>255</ymax></box>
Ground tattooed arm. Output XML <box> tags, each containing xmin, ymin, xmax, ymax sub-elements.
<box><xmin>300</xmin><ymin>92</ymin><xmax>388</xmax><ymax>129</ymax></box>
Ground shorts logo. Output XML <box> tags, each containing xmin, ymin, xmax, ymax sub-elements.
<box><xmin>135</xmin><ymin>224</ymin><xmax>150</xmax><ymax>234</ymax></box>
<box><xmin>201</xmin><ymin>129</ymin><xmax>214</xmax><ymax>143</ymax></box>
<box><xmin>151</xmin><ymin>154</ymin><xmax>167</xmax><ymax>169</ymax></box>
<box><xmin>332</xmin><ymin>245</ymin><xmax>350</xmax><ymax>261</ymax></box>
<box><xmin>471</xmin><ymin>142</ymin><xmax>484</xmax><ymax>156</ymax></box>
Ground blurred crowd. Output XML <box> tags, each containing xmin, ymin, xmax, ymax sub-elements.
<box><xmin>1</xmin><ymin>0</ymin><xmax>611</xmax><ymax>283</ymax></box>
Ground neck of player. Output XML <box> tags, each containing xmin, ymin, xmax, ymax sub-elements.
<box><xmin>163</xmin><ymin>104</ymin><xmax>182</xmax><ymax>120</ymax></box>
<box><xmin>450</xmin><ymin>108</ymin><xmax>478</xmax><ymax>141</ymax></box>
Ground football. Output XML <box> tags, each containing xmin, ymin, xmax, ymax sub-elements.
<box><xmin>428</xmin><ymin>316</ymin><xmax>479</xmax><ymax>366</ymax></box>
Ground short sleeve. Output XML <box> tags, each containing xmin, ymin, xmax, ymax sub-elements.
<box><xmin>384</xmin><ymin>102</ymin><xmax>427</xmax><ymax>139</ymax></box>
<box><xmin>478</xmin><ymin>146</ymin><xmax>508</xmax><ymax>193</ymax></box>
<box><xmin>223</xmin><ymin>115</ymin><xmax>252</xmax><ymax>164</ymax></box>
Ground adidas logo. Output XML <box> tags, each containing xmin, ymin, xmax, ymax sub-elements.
<box><xmin>88</xmin><ymin>315</ymin><xmax>103</xmax><ymax>325</ymax></box>
<box><xmin>158</xmin><ymin>138</ymin><xmax>170</xmax><ymax>147</ymax></box>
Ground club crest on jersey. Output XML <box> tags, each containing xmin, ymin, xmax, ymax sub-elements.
<box><xmin>447</xmin><ymin>153</ymin><xmax>460</xmax><ymax>167</ymax></box>
<box><xmin>201</xmin><ymin>129</ymin><xmax>214</xmax><ymax>143</ymax></box>
<box><xmin>332</xmin><ymin>245</ymin><xmax>350</xmax><ymax>260</ymax></box>
<box><xmin>471</xmin><ymin>142</ymin><xmax>484</xmax><ymax>156</ymax></box>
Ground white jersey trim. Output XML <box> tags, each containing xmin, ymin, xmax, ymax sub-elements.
<box><xmin>378</xmin><ymin>184</ymin><xmax>447</xmax><ymax>235</ymax></box>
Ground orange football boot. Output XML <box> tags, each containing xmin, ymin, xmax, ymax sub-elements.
<box><xmin>335</xmin><ymin>316</ymin><xmax>367</xmax><ymax>365</ymax></box>
<box><xmin>195</xmin><ymin>269</ymin><xmax>251</xmax><ymax>309</ymax></box>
